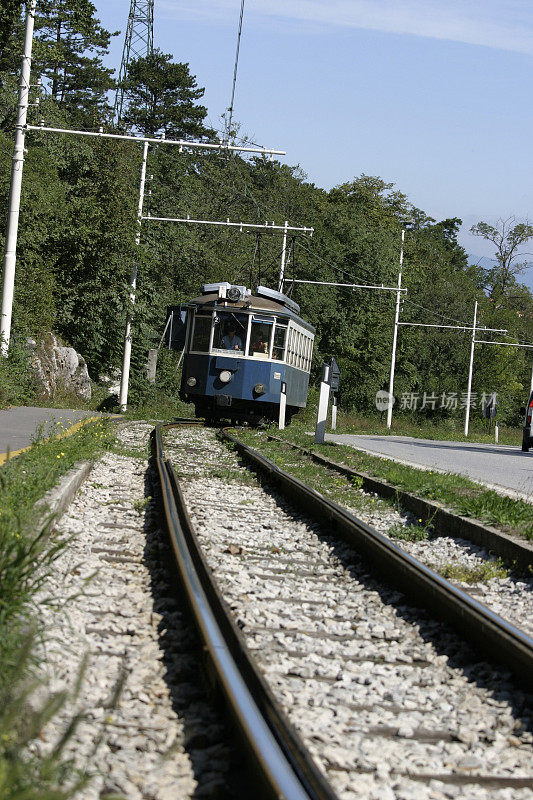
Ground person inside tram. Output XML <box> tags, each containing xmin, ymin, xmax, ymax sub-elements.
<box><xmin>251</xmin><ymin>331</ymin><xmax>269</xmax><ymax>355</ymax></box>
<box><xmin>222</xmin><ymin>324</ymin><xmax>242</xmax><ymax>351</ymax></box>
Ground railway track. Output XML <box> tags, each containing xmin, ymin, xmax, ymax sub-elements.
<box><xmin>263</xmin><ymin>434</ymin><xmax>533</xmax><ymax>572</ymax></box>
<box><xmin>155</xmin><ymin>421</ymin><xmax>533</xmax><ymax>800</ymax></box>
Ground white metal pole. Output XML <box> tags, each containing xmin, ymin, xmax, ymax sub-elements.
<box><xmin>386</xmin><ymin>229</ymin><xmax>405</xmax><ymax>428</ymax></box>
<box><xmin>119</xmin><ymin>140</ymin><xmax>149</xmax><ymax>412</ymax></box>
<box><xmin>331</xmin><ymin>394</ymin><xmax>338</xmax><ymax>430</ymax></box>
<box><xmin>0</xmin><ymin>0</ymin><xmax>36</xmax><ymax>356</ymax></box>
<box><xmin>315</xmin><ymin>363</ymin><xmax>331</xmax><ymax>444</ymax></box>
<box><xmin>278</xmin><ymin>381</ymin><xmax>287</xmax><ymax>430</ymax></box>
<box><xmin>26</xmin><ymin>124</ymin><xmax>286</xmax><ymax>156</ymax></box>
<box><xmin>464</xmin><ymin>300</ymin><xmax>478</xmax><ymax>436</ymax></box>
<box><xmin>278</xmin><ymin>220</ymin><xmax>288</xmax><ymax>292</ymax></box>
<box><xmin>530</xmin><ymin>357</ymin><xmax>533</xmax><ymax>397</ymax></box>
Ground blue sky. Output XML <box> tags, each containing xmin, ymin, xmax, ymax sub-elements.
<box><xmin>96</xmin><ymin>1</ymin><xmax>533</xmax><ymax>283</ymax></box>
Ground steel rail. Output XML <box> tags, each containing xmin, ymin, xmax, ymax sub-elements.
<box><xmin>152</xmin><ymin>423</ymin><xmax>337</xmax><ymax>800</ymax></box>
<box><xmin>220</xmin><ymin>429</ymin><xmax>533</xmax><ymax>691</ymax></box>
<box><xmin>264</xmin><ymin>435</ymin><xmax>533</xmax><ymax>572</ymax></box>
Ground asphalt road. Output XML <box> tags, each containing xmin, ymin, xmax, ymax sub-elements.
<box><xmin>325</xmin><ymin>433</ymin><xmax>533</xmax><ymax>499</ymax></box>
<box><xmin>0</xmin><ymin>406</ymin><xmax>97</xmax><ymax>456</ymax></box>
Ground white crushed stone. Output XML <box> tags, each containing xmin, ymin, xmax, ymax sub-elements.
<box><xmin>33</xmin><ymin>422</ymin><xmax>231</xmax><ymax>800</ymax></box>
<box><xmin>165</xmin><ymin>426</ymin><xmax>533</xmax><ymax>800</ymax></box>
<box><xmin>259</xmin><ymin>439</ymin><xmax>533</xmax><ymax>637</ymax></box>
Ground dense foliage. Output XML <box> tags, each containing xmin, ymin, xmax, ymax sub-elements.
<box><xmin>1</xmin><ymin>0</ymin><xmax>533</xmax><ymax>423</ymax></box>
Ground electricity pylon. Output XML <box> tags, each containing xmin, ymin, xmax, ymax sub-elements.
<box><xmin>113</xmin><ymin>0</ymin><xmax>154</xmax><ymax>125</ymax></box>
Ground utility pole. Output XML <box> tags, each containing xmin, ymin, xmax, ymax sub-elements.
<box><xmin>278</xmin><ymin>220</ymin><xmax>289</xmax><ymax>292</ymax></box>
<box><xmin>464</xmin><ymin>300</ymin><xmax>478</xmax><ymax>436</ymax></box>
<box><xmin>119</xmin><ymin>141</ymin><xmax>149</xmax><ymax>412</ymax></box>
<box><xmin>0</xmin><ymin>0</ymin><xmax>36</xmax><ymax>356</ymax></box>
<box><xmin>386</xmin><ymin>229</ymin><xmax>405</xmax><ymax>429</ymax></box>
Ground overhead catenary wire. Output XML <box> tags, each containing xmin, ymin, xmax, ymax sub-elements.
<box><xmin>296</xmin><ymin>238</ymin><xmax>388</xmax><ymax>286</ymax></box>
<box><xmin>225</xmin><ymin>0</ymin><xmax>246</xmax><ymax>144</ymax></box>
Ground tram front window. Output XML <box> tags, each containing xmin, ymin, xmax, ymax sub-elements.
<box><xmin>213</xmin><ymin>312</ymin><xmax>247</xmax><ymax>352</ymax></box>
<box><xmin>249</xmin><ymin>319</ymin><xmax>273</xmax><ymax>358</ymax></box>
<box><xmin>191</xmin><ymin>316</ymin><xmax>211</xmax><ymax>352</ymax></box>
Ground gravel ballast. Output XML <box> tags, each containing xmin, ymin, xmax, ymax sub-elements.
<box><xmin>34</xmin><ymin>423</ymin><xmax>234</xmax><ymax>799</ymax></box>
<box><xmin>166</xmin><ymin>426</ymin><xmax>533</xmax><ymax>800</ymax></box>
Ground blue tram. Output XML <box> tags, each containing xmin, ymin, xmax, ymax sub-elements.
<box><xmin>177</xmin><ymin>283</ymin><xmax>315</xmax><ymax>424</ymax></box>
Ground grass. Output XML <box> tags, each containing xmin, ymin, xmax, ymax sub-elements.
<box><xmin>232</xmin><ymin>430</ymin><xmax>394</xmax><ymax>519</ymax></box>
<box><xmin>234</xmin><ymin>426</ymin><xmax>533</xmax><ymax>542</ymax></box>
<box><xmin>205</xmin><ymin>465</ymin><xmax>257</xmax><ymax>485</ymax></box>
<box><xmin>387</xmin><ymin>521</ymin><xmax>430</xmax><ymax>542</ymax></box>
<box><xmin>436</xmin><ymin>559</ymin><xmax>509</xmax><ymax>583</ymax></box>
<box><xmin>0</xmin><ymin>418</ymin><xmax>117</xmax><ymax>798</ymax></box>
<box><xmin>310</xmin><ymin>408</ymin><xmax>522</xmax><ymax>447</ymax></box>
<box><xmin>133</xmin><ymin>496</ymin><xmax>151</xmax><ymax>514</ymax></box>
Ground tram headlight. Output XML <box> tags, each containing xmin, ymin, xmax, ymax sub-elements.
<box><xmin>253</xmin><ymin>382</ymin><xmax>266</xmax><ymax>395</ymax></box>
<box><xmin>219</xmin><ymin>370</ymin><xmax>232</xmax><ymax>383</ymax></box>
<box><xmin>186</xmin><ymin>376</ymin><xmax>197</xmax><ymax>387</ymax></box>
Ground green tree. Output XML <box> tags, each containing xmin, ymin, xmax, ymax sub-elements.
<box><xmin>120</xmin><ymin>49</ymin><xmax>213</xmax><ymax>139</ymax></box>
<box><xmin>0</xmin><ymin>0</ymin><xmax>23</xmax><ymax>75</ymax></box>
<box><xmin>33</xmin><ymin>0</ymin><xmax>116</xmax><ymax>126</ymax></box>
<box><xmin>470</xmin><ymin>217</ymin><xmax>533</xmax><ymax>297</ymax></box>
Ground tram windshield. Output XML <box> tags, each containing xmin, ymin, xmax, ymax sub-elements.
<box><xmin>212</xmin><ymin>311</ymin><xmax>248</xmax><ymax>353</ymax></box>
<box><xmin>189</xmin><ymin>309</ymin><xmax>302</xmax><ymax>362</ymax></box>
<box><xmin>191</xmin><ymin>316</ymin><xmax>211</xmax><ymax>352</ymax></box>
<box><xmin>248</xmin><ymin>317</ymin><xmax>274</xmax><ymax>358</ymax></box>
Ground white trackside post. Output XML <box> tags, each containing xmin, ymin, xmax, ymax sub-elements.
<box><xmin>386</xmin><ymin>229</ymin><xmax>405</xmax><ymax>428</ymax></box>
<box><xmin>315</xmin><ymin>363</ymin><xmax>331</xmax><ymax>444</ymax></box>
<box><xmin>494</xmin><ymin>423</ymin><xmax>499</xmax><ymax>444</ymax></box>
<box><xmin>530</xmin><ymin>357</ymin><xmax>533</xmax><ymax>397</ymax></box>
<box><xmin>119</xmin><ymin>140</ymin><xmax>149</xmax><ymax>412</ymax></box>
<box><xmin>464</xmin><ymin>300</ymin><xmax>478</xmax><ymax>436</ymax></box>
<box><xmin>278</xmin><ymin>381</ymin><xmax>287</xmax><ymax>430</ymax></box>
<box><xmin>278</xmin><ymin>220</ymin><xmax>288</xmax><ymax>292</ymax></box>
<box><xmin>331</xmin><ymin>394</ymin><xmax>337</xmax><ymax>430</ymax></box>
<box><xmin>1</xmin><ymin>0</ymin><xmax>37</xmax><ymax>356</ymax></box>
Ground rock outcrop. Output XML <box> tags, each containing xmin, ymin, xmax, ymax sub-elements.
<box><xmin>27</xmin><ymin>335</ymin><xmax>92</xmax><ymax>401</ymax></box>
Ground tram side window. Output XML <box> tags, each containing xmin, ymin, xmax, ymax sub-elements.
<box><xmin>191</xmin><ymin>316</ymin><xmax>211</xmax><ymax>352</ymax></box>
<box><xmin>272</xmin><ymin>325</ymin><xmax>287</xmax><ymax>360</ymax></box>
<box><xmin>248</xmin><ymin>320</ymin><xmax>273</xmax><ymax>357</ymax></box>
<box><xmin>288</xmin><ymin>329</ymin><xmax>295</xmax><ymax>366</ymax></box>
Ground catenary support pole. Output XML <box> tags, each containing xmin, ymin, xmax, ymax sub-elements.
<box><xmin>386</xmin><ymin>229</ymin><xmax>405</xmax><ymax>428</ymax></box>
<box><xmin>315</xmin><ymin>363</ymin><xmax>331</xmax><ymax>444</ymax></box>
<box><xmin>464</xmin><ymin>300</ymin><xmax>478</xmax><ymax>436</ymax></box>
<box><xmin>0</xmin><ymin>0</ymin><xmax>36</xmax><ymax>356</ymax></box>
<box><xmin>119</xmin><ymin>140</ymin><xmax>149</xmax><ymax>412</ymax></box>
<box><xmin>278</xmin><ymin>220</ymin><xmax>289</xmax><ymax>291</ymax></box>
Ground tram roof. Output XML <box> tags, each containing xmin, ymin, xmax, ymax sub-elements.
<box><xmin>188</xmin><ymin>293</ymin><xmax>316</xmax><ymax>333</ymax></box>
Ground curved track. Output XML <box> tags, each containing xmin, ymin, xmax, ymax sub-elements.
<box><xmin>154</xmin><ymin>421</ymin><xmax>533</xmax><ymax>800</ymax></box>
<box><xmin>153</xmin><ymin>423</ymin><xmax>336</xmax><ymax>800</ymax></box>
